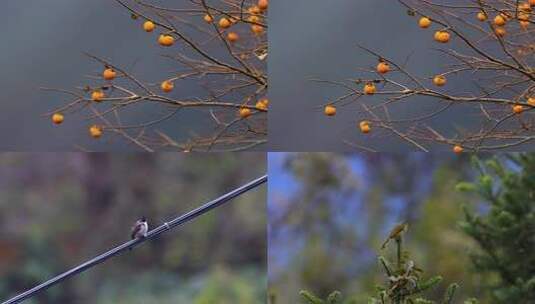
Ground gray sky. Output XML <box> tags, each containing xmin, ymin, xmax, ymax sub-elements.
<box><xmin>1</xmin><ymin>0</ymin><xmax>530</xmax><ymax>151</ymax></box>
<box><xmin>268</xmin><ymin>0</ymin><xmax>493</xmax><ymax>151</ymax></box>
<box><xmin>0</xmin><ymin>0</ymin><xmax>224</xmax><ymax>151</ymax></box>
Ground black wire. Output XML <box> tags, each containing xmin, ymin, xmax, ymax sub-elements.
<box><xmin>2</xmin><ymin>174</ymin><xmax>267</xmax><ymax>304</ymax></box>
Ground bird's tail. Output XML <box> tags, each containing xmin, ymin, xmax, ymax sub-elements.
<box><xmin>381</xmin><ymin>238</ymin><xmax>389</xmax><ymax>249</ymax></box>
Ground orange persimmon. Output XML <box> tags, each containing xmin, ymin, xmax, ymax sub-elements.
<box><xmin>143</xmin><ymin>20</ymin><xmax>155</xmax><ymax>32</ymax></box>
<box><xmin>102</xmin><ymin>68</ymin><xmax>116</xmax><ymax>81</ymax></box>
<box><xmin>256</xmin><ymin>98</ymin><xmax>269</xmax><ymax>110</ymax></box>
<box><xmin>494</xmin><ymin>26</ymin><xmax>506</xmax><ymax>37</ymax></box>
<box><xmin>419</xmin><ymin>17</ymin><xmax>431</xmax><ymax>28</ymax></box>
<box><xmin>161</xmin><ymin>80</ymin><xmax>174</xmax><ymax>93</ymax></box>
<box><xmin>377</xmin><ymin>62</ymin><xmax>390</xmax><ymax>74</ymax></box>
<box><xmin>204</xmin><ymin>14</ymin><xmax>214</xmax><ymax>23</ymax></box>
<box><xmin>239</xmin><ymin>107</ymin><xmax>252</xmax><ymax>118</ymax></box>
<box><xmin>364</xmin><ymin>83</ymin><xmax>376</xmax><ymax>95</ymax></box>
<box><xmin>494</xmin><ymin>14</ymin><xmax>506</xmax><ymax>26</ymax></box>
<box><xmin>91</xmin><ymin>90</ymin><xmax>105</xmax><ymax>102</ymax></box>
<box><xmin>251</xmin><ymin>24</ymin><xmax>264</xmax><ymax>34</ymax></box>
<box><xmin>227</xmin><ymin>32</ymin><xmax>239</xmax><ymax>42</ymax></box>
<box><xmin>453</xmin><ymin>145</ymin><xmax>464</xmax><ymax>154</ymax></box>
<box><xmin>324</xmin><ymin>105</ymin><xmax>336</xmax><ymax>116</ymax></box>
<box><xmin>434</xmin><ymin>30</ymin><xmax>450</xmax><ymax>43</ymax></box>
<box><xmin>158</xmin><ymin>34</ymin><xmax>175</xmax><ymax>47</ymax></box>
<box><xmin>89</xmin><ymin>125</ymin><xmax>103</xmax><ymax>138</ymax></box>
<box><xmin>52</xmin><ymin>113</ymin><xmax>64</xmax><ymax>125</ymax></box>
<box><xmin>258</xmin><ymin>0</ymin><xmax>268</xmax><ymax>10</ymax></box>
<box><xmin>359</xmin><ymin>121</ymin><xmax>371</xmax><ymax>134</ymax></box>
<box><xmin>433</xmin><ymin>75</ymin><xmax>447</xmax><ymax>87</ymax></box>
<box><xmin>513</xmin><ymin>105</ymin><xmax>525</xmax><ymax>114</ymax></box>
<box><xmin>219</xmin><ymin>17</ymin><xmax>231</xmax><ymax>29</ymax></box>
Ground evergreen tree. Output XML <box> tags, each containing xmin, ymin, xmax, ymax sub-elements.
<box><xmin>299</xmin><ymin>225</ymin><xmax>477</xmax><ymax>304</ymax></box>
<box><xmin>457</xmin><ymin>154</ymin><xmax>535</xmax><ymax>303</ymax></box>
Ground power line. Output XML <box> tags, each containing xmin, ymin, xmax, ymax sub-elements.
<box><xmin>2</xmin><ymin>174</ymin><xmax>267</xmax><ymax>304</ymax></box>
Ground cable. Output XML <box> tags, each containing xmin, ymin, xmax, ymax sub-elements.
<box><xmin>2</xmin><ymin>174</ymin><xmax>267</xmax><ymax>304</ymax></box>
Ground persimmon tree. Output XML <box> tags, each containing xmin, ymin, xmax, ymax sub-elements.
<box><xmin>321</xmin><ymin>0</ymin><xmax>535</xmax><ymax>152</ymax></box>
<box><xmin>45</xmin><ymin>0</ymin><xmax>268</xmax><ymax>152</ymax></box>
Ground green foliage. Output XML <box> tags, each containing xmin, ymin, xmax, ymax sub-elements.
<box><xmin>299</xmin><ymin>290</ymin><xmax>349</xmax><ymax>304</ymax></box>
<box><xmin>270</xmin><ymin>154</ymin><xmax>480</xmax><ymax>303</ymax></box>
<box><xmin>457</xmin><ymin>154</ymin><xmax>535</xmax><ymax>303</ymax></box>
<box><xmin>92</xmin><ymin>267</ymin><xmax>265</xmax><ymax>304</ymax></box>
<box><xmin>442</xmin><ymin>283</ymin><xmax>458</xmax><ymax>304</ymax></box>
<box><xmin>411</xmin><ymin>166</ymin><xmax>481</xmax><ymax>301</ymax></box>
<box><xmin>300</xmin><ymin>230</ymin><xmax>476</xmax><ymax>304</ymax></box>
<box><xmin>300</xmin><ymin>290</ymin><xmax>327</xmax><ymax>304</ymax></box>
<box><xmin>0</xmin><ymin>153</ymin><xmax>266</xmax><ymax>303</ymax></box>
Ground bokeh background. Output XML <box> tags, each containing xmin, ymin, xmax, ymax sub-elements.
<box><xmin>0</xmin><ymin>153</ymin><xmax>266</xmax><ymax>303</ymax></box>
<box><xmin>268</xmin><ymin>153</ymin><xmax>494</xmax><ymax>303</ymax></box>
<box><xmin>1</xmin><ymin>0</ymin><xmax>264</xmax><ymax>151</ymax></box>
<box><xmin>268</xmin><ymin>0</ymin><xmax>506</xmax><ymax>151</ymax></box>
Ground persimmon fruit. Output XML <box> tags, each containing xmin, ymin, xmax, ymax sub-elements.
<box><xmin>494</xmin><ymin>26</ymin><xmax>506</xmax><ymax>37</ymax></box>
<box><xmin>219</xmin><ymin>17</ymin><xmax>231</xmax><ymax>29</ymax></box>
<box><xmin>434</xmin><ymin>30</ymin><xmax>450</xmax><ymax>43</ymax></box>
<box><xmin>204</xmin><ymin>14</ymin><xmax>214</xmax><ymax>23</ymax></box>
<box><xmin>227</xmin><ymin>32</ymin><xmax>239</xmax><ymax>42</ymax></box>
<box><xmin>513</xmin><ymin>105</ymin><xmax>524</xmax><ymax>114</ymax></box>
<box><xmin>433</xmin><ymin>75</ymin><xmax>447</xmax><ymax>87</ymax></box>
<box><xmin>494</xmin><ymin>15</ymin><xmax>506</xmax><ymax>26</ymax></box>
<box><xmin>364</xmin><ymin>83</ymin><xmax>376</xmax><ymax>95</ymax></box>
<box><xmin>248</xmin><ymin>15</ymin><xmax>260</xmax><ymax>23</ymax></box>
<box><xmin>324</xmin><ymin>105</ymin><xmax>336</xmax><ymax>116</ymax></box>
<box><xmin>518</xmin><ymin>12</ymin><xmax>530</xmax><ymax>21</ymax></box>
<box><xmin>239</xmin><ymin>107</ymin><xmax>252</xmax><ymax>118</ymax></box>
<box><xmin>91</xmin><ymin>90</ymin><xmax>105</xmax><ymax>102</ymax></box>
<box><xmin>258</xmin><ymin>0</ymin><xmax>268</xmax><ymax>10</ymax></box>
<box><xmin>251</xmin><ymin>24</ymin><xmax>264</xmax><ymax>34</ymax></box>
<box><xmin>102</xmin><ymin>68</ymin><xmax>116</xmax><ymax>81</ymax></box>
<box><xmin>161</xmin><ymin>80</ymin><xmax>174</xmax><ymax>93</ymax></box>
<box><xmin>89</xmin><ymin>125</ymin><xmax>103</xmax><ymax>138</ymax></box>
<box><xmin>477</xmin><ymin>12</ymin><xmax>487</xmax><ymax>21</ymax></box>
<box><xmin>256</xmin><ymin>98</ymin><xmax>269</xmax><ymax>110</ymax></box>
<box><xmin>52</xmin><ymin>113</ymin><xmax>64</xmax><ymax>125</ymax></box>
<box><xmin>158</xmin><ymin>34</ymin><xmax>175</xmax><ymax>47</ymax></box>
<box><xmin>376</xmin><ymin>62</ymin><xmax>390</xmax><ymax>74</ymax></box>
<box><xmin>453</xmin><ymin>145</ymin><xmax>463</xmax><ymax>154</ymax></box>
<box><xmin>143</xmin><ymin>20</ymin><xmax>155</xmax><ymax>32</ymax></box>
<box><xmin>359</xmin><ymin>121</ymin><xmax>371</xmax><ymax>134</ymax></box>
<box><xmin>418</xmin><ymin>17</ymin><xmax>431</xmax><ymax>28</ymax></box>
<box><xmin>519</xmin><ymin>2</ymin><xmax>532</xmax><ymax>11</ymax></box>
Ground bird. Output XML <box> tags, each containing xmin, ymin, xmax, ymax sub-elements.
<box><xmin>381</xmin><ymin>222</ymin><xmax>408</xmax><ymax>249</ymax></box>
<box><xmin>131</xmin><ymin>216</ymin><xmax>149</xmax><ymax>240</ymax></box>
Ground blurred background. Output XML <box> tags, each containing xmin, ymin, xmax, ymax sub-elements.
<box><xmin>0</xmin><ymin>153</ymin><xmax>266</xmax><ymax>304</ymax></box>
<box><xmin>268</xmin><ymin>0</ymin><xmax>527</xmax><ymax>151</ymax></box>
<box><xmin>268</xmin><ymin>153</ymin><xmax>493</xmax><ymax>303</ymax></box>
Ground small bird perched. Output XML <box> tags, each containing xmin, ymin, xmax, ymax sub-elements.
<box><xmin>381</xmin><ymin>222</ymin><xmax>408</xmax><ymax>249</ymax></box>
<box><xmin>131</xmin><ymin>217</ymin><xmax>149</xmax><ymax>240</ymax></box>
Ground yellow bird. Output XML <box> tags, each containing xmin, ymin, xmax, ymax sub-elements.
<box><xmin>381</xmin><ymin>222</ymin><xmax>408</xmax><ymax>249</ymax></box>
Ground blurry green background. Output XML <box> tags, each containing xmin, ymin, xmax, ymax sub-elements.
<box><xmin>0</xmin><ymin>153</ymin><xmax>266</xmax><ymax>304</ymax></box>
<box><xmin>268</xmin><ymin>153</ymin><xmax>492</xmax><ymax>303</ymax></box>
